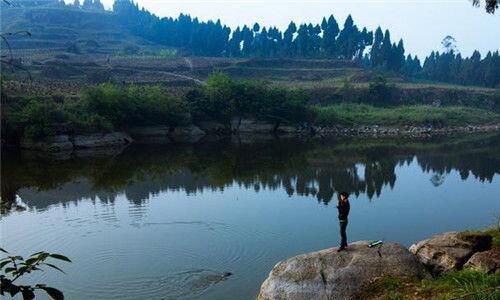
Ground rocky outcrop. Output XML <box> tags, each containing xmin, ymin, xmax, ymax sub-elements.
<box><xmin>306</xmin><ymin>124</ymin><xmax>500</xmax><ymax>138</ymax></box>
<box><xmin>72</xmin><ymin>132</ymin><xmax>133</xmax><ymax>148</ymax></box>
<box><xmin>169</xmin><ymin>125</ymin><xmax>206</xmax><ymax>143</ymax></box>
<box><xmin>464</xmin><ymin>247</ymin><xmax>500</xmax><ymax>274</ymax></box>
<box><xmin>127</xmin><ymin>126</ymin><xmax>170</xmax><ymax>138</ymax></box>
<box><xmin>409</xmin><ymin>231</ymin><xmax>492</xmax><ymax>274</ymax></box>
<box><xmin>232</xmin><ymin>118</ymin><xmax>276</xmax><ymax>133</ymax></box>
<box><xmin>197</xmin><ymin>121</ymin><xmax>227</xmax><ymax>134</ymax></box>
<box><xmin>20</xmin><ymin>135</ymin><xmax>73</xmax><ymax>152</ymax></box>
<box><xmin>257</xmin><ymin>241</ymin><xmax>428</xmax><ymax>300</ymax></box>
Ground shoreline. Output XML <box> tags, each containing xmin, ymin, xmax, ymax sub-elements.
<box><xmin>10</xmin><ymin>123</ymin><xmax>500</xmax><ymax>153</ymax></box>
<box><xmin>302</xmin><ymin>123</ymin><xmax>500</xmax><ymax>138</ymax></box>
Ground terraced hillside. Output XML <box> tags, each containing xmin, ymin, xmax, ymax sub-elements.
<box><xmin>2</xmin><ymin>2</ymin><xmax>498</xmax><ymax>110</ymax></box>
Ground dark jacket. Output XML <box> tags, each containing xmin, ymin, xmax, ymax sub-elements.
<box><xmin>337</xmin><ymin>200</ymin><xmax>350</xmax><ymax>222</ymax></box>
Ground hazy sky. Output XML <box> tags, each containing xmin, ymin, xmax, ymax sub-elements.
<box><xmin>93</xmin><ymin>0</ymin><xmax>499</xmax><ymax>59</ymax></box>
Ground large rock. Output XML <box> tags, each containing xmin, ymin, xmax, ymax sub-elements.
<box><xmin>169</xmin><ymin>125</ymin><xmax>206</xmax><ymax>143</ymax></box>
<box><xmin>72</xmin><ymin>132</ymin><xmax>133</xmax><ymax>148</ymax></box>
<box><xmin>464</xmin><ymin>247</ymin><xmax>500</xmax><ymax>274</ymax></box>
<box><xmin>20</xmin><ymin>135</ymin><xmax>73</xmax><ymax>152</ymax></box>
<box><xmin>409</xmin><ymin>231</ymin><xmax>492</xmax><ymax>274</ymax></box>
<box><xmin>127</xmin><ymin>126</ymin><xmax>170</xmax><ymax>138</ymax></box>
<box><xmin>257</xmin><ymin>241</ymin><xmax>428</xmax><ymax>300</ymax></box>
<box><xmin>232</xmin><ymin>118</ymin><xmax>276</xmax><ymax>133</ymax></box>
<box><xmin>197</xmin><ymin>121</ymin><xmax>226</xmax><ymax>133</ymax></box>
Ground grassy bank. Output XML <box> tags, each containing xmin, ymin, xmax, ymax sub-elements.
<box><xmin>360</xmin><ymin>271</ymin><xmax>499</xmax><ymax>300</ymax></box>
<box><xmin>360</xmin><ymin>226</ymin><xmax>500</xmax><ymax>300</ymax></box>
<box><xmin>3</xmin><ymin>73</ymin><xmax>500</xmax><ymax>141</ymax></box>
<box><xmin>315</xmin><ymin>104</ymin><xmax>500</xmax><ymax>127</ymax></box>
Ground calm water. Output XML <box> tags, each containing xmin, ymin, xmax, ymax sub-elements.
<box><xmin>1</xmin><ymin>134</ymin><xmax>500</xmax><ymax>299</ymax></box>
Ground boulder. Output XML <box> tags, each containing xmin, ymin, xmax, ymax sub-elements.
<box><xmin>127</xmin><ymin>126</ymin><xmax>170</xmax><ymax>138</ymax></box>
<box><xmin>20</xmin><ymin>135</ymin><xmax>73</xmax><ymax>152</ymax></box>
<box><xmin>409</xmin><ymin>231</ymin><xmax>492</xmax><ymax>274</ymax></box>
<box><xmin>232</xmin><ymin>118</ymin><xmax>276</xmax><ymax>133</ymax></box>
<box><xmin>277</xmin><ymin>125</ymin><xmax>297</xmax><ymax>135</ymax></box>
<box><xmin>72</xmin><ymin>132</ymin><xmax>133</xmax><ymax>148</ymax></box>
<box><xmin>257</xmin><ymin>241</ymin><xmax>428</xmax><ymax>300</ymax></box>
<box><xmin>197</xmin><ymin>121</ymin><xmax>226</xmax><ymax>133</ymax></box>
<box><xmin>464</xmin><ymin>247</ymin><xmax>500</xmax><ymax>274</ymax></box>
<box><xmin>169</xmin><ymin>125</ymin><xmax>206</xmax><ymax>143</ymax></box>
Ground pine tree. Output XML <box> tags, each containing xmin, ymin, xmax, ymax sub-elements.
<box><xmin>296</xmin><ymin>24</ymin><xmax>310</xmax><ymax>57</ymax></box>
<box><xmin>283</xmin><ymin>21</ymin><xmax>297</xmax><ymax>57</ymax></box>
<box><xmin>322</xmin><ymin>15</ymin><xmax>339</xmax><ymax>57</ymax></box>
<box><xmin>380</xmin><ymin>29</ymin><xmax>392</xmax><ymax>69</ymax></box>
<box><xmin>82</xmin><ymin>0</ymin><xmax>93</xmax><ymax>9</ymax></box>
<box><xmin>370</xmin><ymin>27</ymin><xmax>384</xmax><ymax>68</ymax></box>
<box><xmin>93</xmin><ymin>0</ymin><xmax>104</xmax><ymax>10</ymax></box>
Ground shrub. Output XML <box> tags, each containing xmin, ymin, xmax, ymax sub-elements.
<box><xmin>367</xmin><ymin>75</ymin><xmax>399</xmax><ymax>106</ymax></box>
<box><xmin>81</xmin><ymin>84</ymin><xmax>191</xmax><ymax>129</ymax></box>
<box><xmin>187</xmin><ymin>72</ymin><xmax>314</xmax><ymax>126</ymax></box>
<box><xmin>12</xmin><ymin>99</ymin><xmax>70</xmax><ymax>138</ymax></box>
<box><xmin>314</xmin><ymin>104</ymin><xmax>500</xmax><ymax>127</ymax></box>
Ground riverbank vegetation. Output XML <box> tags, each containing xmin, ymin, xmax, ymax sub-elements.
<box><xmin>2</xmin><ymin>73</ymin><xmax>499</xmax><ymax>141</ymax></box>
<box><xmin>360</xmin><ymin>226</ymin><xmax>500</xmax><ymax>300</ymax></box>
<box><xmin>360</xmin><ymin>270</ymin><xmax>499</xmax><ymax>300</ymax></box>
<box><xmin>314</xmin><ymin>104</ymin><xmax>500</xmax><ymax>127</ymax></box>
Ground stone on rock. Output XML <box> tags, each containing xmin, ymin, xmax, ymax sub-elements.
<box><xmin>409</xmin><ymin>231</ymin><xmax>492</xmax><ymax>274</ymax></box>
<box><xmin>127</xmin><ymin>126</ymin><xmax>170</xmax><ymax>138</ymax></box>
<box><xmin>197</xmin><ymin>121</ymin><xmax>226</xmax><ymax>133</ymax></box>
<box><xmin>169</xmin><ymin>125</ymin><xmax>206</xmax><ymax>143</ymax></box>
<box><xmin>257</xmin><ymin>241</ymin><xmax>428</xmax><ymax>300</ymax></box>
<box><xmin>232</xmin><ymin>118</ymin><xmax>276</xmax><ymax>133</ymax></box>
<box><xmin>72</xmin><ymin>132</ymin><xmax>133</xmax><ymax>148</ymax></box>
<box><xmin>20</xmin><ymin>135</ymin><xmax>73</xmax><ymax>152</ymax></box>
<box><xmin>464</xmin><ymin>247</ymin><xmax>500</xmax><ymax>274</ymax></box>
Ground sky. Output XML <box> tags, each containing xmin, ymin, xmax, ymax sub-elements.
<box><xmin>92</xmin><ymin>0</ymin><xmax>499</xmax><ymax>59</ymax></box>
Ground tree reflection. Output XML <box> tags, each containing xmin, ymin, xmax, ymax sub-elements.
<box><xmin>2</xmin><ymin>133</ymin><xmax>499</xmax><ymax>213</ymax></box>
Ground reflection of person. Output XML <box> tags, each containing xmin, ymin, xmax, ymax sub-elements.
<box><xmin>337</xmin><ymin>192</ymin><xmax>350</xmax><ymax>252</ymax></box>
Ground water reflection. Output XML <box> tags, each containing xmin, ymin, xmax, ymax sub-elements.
<box><xmin>2</xmin><ymin>133</ymin><xmax>499</xmax><ymax>213</ymax></box>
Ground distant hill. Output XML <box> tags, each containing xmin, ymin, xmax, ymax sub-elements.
<box><xmin>1</xmin><ymin>1</ymin><xmax>162</xmax><ymax>54</ymax></box>
<box><xmin>1</xmin><ymin>1</ymin><xmax>498</xmax><ymax>112</ymax></box>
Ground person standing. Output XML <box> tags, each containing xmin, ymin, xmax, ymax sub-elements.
<box><xmin>337</xmin><ymin>192</ymin><xmax>350</xmax><ymax>251</ymax></box>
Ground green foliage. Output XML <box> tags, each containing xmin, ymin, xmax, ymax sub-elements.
<box><xmin>82</xmin><ymin>84</ymin><xmax>191</xmax><ymax>128</ymax></box>
<box><xmin>11</xmin><ymin>99</ymin><xmax>70</xmax><ymax>138</ymax></box>
<box><xmin>314</xmin><ymin>104</ymin><xmax>500</xmax><ymax>127</ymax></box>
<box><xmin>158</xmin><ymin>49</ymin><xmax>177</xmax><ymax>58</ymax></box>
<box><xmin>422</xmin><ymin>271</ymin><xmax>500</xmax><ymax>300</ymax></box>
<box><xmin>367</xmin><ymin>75</ymin><xmax>398</xmax><ymax>106</ymax></box>
<box><xmin>187</xmin><ymin>72</ymin><xmax>314</xmax><ymax>126</ymax></box>
<box><xmin>0</xmin><ymin>248</ymin><xmax>70</xmax><ymax>300</ymax></box>
<box><xmin>360</xmin><ymin>271</ymin><xmax>500</xmax><ymax>300</ymax></box>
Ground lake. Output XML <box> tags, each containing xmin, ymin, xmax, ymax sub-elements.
<box><xmin>1</xmin><ymin>133</ymin><xmax>499</xmax><ymax>300</ymax></box>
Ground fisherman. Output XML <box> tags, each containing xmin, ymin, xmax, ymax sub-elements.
<box><xmin>337</xmin><ymin>191</ymin><xmax>350</xmax><ymax>252</ymax></box>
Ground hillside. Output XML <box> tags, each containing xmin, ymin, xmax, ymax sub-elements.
<box><xmin>1</xmin><ymin>1</ymin><xmax>498</xmax><ymax>111</ymax></box>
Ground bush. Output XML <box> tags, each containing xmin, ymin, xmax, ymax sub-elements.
<box><xmin>187</xmin><ymin>72</ymin><xmax>314</xmax><ymax>126</ymax></box>
<box><xmin>82</xmin><ymin>84</ymin><xmax>191</xmax><ymax>129</ymax></box>
<box><xmin>314</xmin><ymin>103</ymin><xmax>500</xmax><ymax>127</ymax></box>
<box><xmin>12</xmin><ymin>99</ymin><xmax>70</xmax><ymax>138</ymax></box>
<box><xmin>158</xmin><ymin>49</ymin><xmax>177</xmax><ymax>58</ymax></box>
<box><xmin>367</xmin><ymin>75</ymin><xmax>399</xmax><ymax>106</ymax></box>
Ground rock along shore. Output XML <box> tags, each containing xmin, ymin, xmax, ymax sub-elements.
<box><xmin>257</xmin><ymin>230</ymin><xmax>498</xmax><ymax>300</ymax></box>
<box><xmin>17</xmin><ymin>122</ymin><xmax>500</xmax><ymax>152</ymax></box>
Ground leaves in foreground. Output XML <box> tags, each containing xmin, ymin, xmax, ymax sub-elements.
<box><xmin>0</xmin><ymin>248</ymin><xmax>71</xmax><ymax>300</ymax></box>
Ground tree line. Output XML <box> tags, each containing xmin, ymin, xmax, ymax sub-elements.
<box><xmin>109</xmin><ymin>0</ymin><xmax>499</xmax><ymax>87</ymax></box>
<box><xmin>9</xmin><ymin>0</ymin><xmax>500</xmax><ymax>87</ymax></box>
